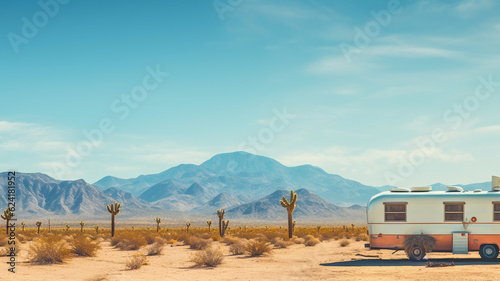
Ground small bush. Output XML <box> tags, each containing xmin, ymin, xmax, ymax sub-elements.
<box><xmin>145</xmin><ymin>242</ymin><xmax>164</xmax><ymax>256</ymax></box>
<box><xmin>126</xmin><ymin>254</ymin><xmax>148</xmax><ymax>270</ymax></box>
<box><xmin>72</xmin><ymin>235</ymin><xmax>101</xmax><ymax>257</ymax></box>
<box><xmin>167</xmin><ymin>239</ymin><xmax>177</xmax><ymax>244</ymax></box>
<box><xmin>246</xmin><ymin>239</ymin><xmax>272</xmax><ymax>256</ymax></box>
<box><xmin>292</xmin><ymin>237</ymin><xmax>305</xmax><ymax>244</ymax></box>
<box><xmin>191</xmin><ymin>246</ymin><xmax>224</xmax><ymax>267</ymax></box>
<box><xmin>29</xmin><ymin>235</ymin><xmax>72</xmax><ymax>264</ymax></box>
<box><xmin>304</xmin><ymin>235</ymin><xmax>320</xmax><ymax>247</ymax></box>
<box><xmin>273</xmin><ymin>238</ymin><xmax>293</xmax><ymax>249</ymax></box>
<box><xmin>356</xmin><ymin>234</ymin><xmax>369</xmax><ymax>241</ymax></box>
<box><xmin>113</xmin><ymin>233</ymin><xmax>147</xmax><ymax>251</ymax></box>
<box><xmin>339</xmin><ymin>239</ymin><xmax>350</xmax><ymax>247</ymax></box>
<box><xmin>223</xmin><ymin>236</ymin><xmax>239</xmax><ymax>245</ymax></box>
<box><xmin>229</xmin><ymin>239</ymin><xmax>247</xmax><ymax>255</ymax></box>
<box><xmin>188</xmin><ymin>237</ymin><xmax>212</xmax><ymax>250</ymax></box>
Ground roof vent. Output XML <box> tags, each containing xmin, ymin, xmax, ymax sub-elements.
<box><xmin>411</xmin><ymin>186</ymin><xmax>432</xmax><ymax>192</ymax></box>
<box><xmin>390</xmin><ymin>187</ymin><xmax>410</xmax><ymax>192</ymax></box>
<box><xmin>493</xmin><ymin>176</ymin><xmax>500</xmax><ymax>191</ymax></box>
<box><xmin>446</xmin><ymin>186</ymin><xmax>463</xmax><ymax>192</ymax></box>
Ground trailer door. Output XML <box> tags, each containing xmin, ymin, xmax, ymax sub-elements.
<box><xmin>452</xmin><ymin>232</ymin><xmax>469</xmax><ymax>254</ymax></box>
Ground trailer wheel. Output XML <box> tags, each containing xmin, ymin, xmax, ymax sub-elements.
<box><xmin>407</xmin><ymin>245</ymin><xmax>426</xmax><ymax>261</ymax></box>
<box><xmin>479</xmin><ymin>244</ymin><xmax>499</xmax><ymax>261</ymax></box>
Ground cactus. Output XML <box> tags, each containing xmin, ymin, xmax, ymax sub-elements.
<box><xmin>207</xmin><ymin>220</ymin><xmax>212</xmax><ymax>232</ymax></box>
<box><xmin>317</xmin><ymin>225</ymin><xmax>321</xmax><ymax>233</ymax></box>
<box><xmin>217</xmin><ymin>209</ymin><xmax>229</xmax><ymax>237</ymax></box>
<box><xmin>186</xmin><ymin>222</ymin><xmax>191</xmax><ymax>233</ymax></box>
<box><xmin>80</xmin><ymin>221</ymin><xmax>85</xmax><ymax>233</ymax></box>
<box><xmin>351</xmin><ymin>223</ymin><xmax>355</xmax><ymax>231</ymax></box>
<box><xmin>155</xmin><ymin>217</ymin><xmax>161</xmax><ymax>233</ymax></box>
<box><xmin>35</xmin><ymin>221</ymin><xmax>42</xmax><ymax>234</ymax></box>
<box><xmin>94</xmin><ymin>224</ymin><xmax>99</xmax><ymax>234</ymax></box>
<box><xmin>280</xmin><ymin>190</ymin><xmax>298</xmax><ymax>239</ymax></box>
<box><xmin>1</xmin><ymin>207</ymin><xmax>14</xmax><ymax>235</ymax></box>
<box><xmin>48</xmin><ymin>219</ymin><xmax>51</xmax><ymax>233</ymax></box>
<box><xmin>293</xmin><ymin>221</ymin><xmax>296</xmax><ymax>232</ymax></box>
<box><xmin>21</xmin><ymin>222</ymin><xmax>26</xmax><ymax>232</ymax></box>
<box><xmin>65</xmin><ymin>224</ymin><xmax>70</xmax><ymax>231</ymax></box>
<box><xmin>106</xmin><ymin>202</ymin><xmax>121</xmax><ymax>237</ymax></box>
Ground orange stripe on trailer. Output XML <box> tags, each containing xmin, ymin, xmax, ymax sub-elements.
<box><xmin>369</xmin><ymin>234</ymin><xmax>500</xmax><ymax>251</ymax></box>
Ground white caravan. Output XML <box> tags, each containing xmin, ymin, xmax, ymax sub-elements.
<box><xmin>366</xmin><ymin>176</ymin><xmax>500</xmax><ymax>261</ymax></box>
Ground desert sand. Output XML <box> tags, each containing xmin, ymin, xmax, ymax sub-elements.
<box><xmin>2</xmin><ymin>238</ymin><xmax>500</xmax><ymax>281</ymax></box>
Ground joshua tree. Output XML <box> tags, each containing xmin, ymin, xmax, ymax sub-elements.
<box><xmin>317</xmin><ymin>226</ymin><xmax>321</xmax><ymax>233</ymax></box>
<box><xmin>280</xmin><ymin>190</ymin><xmax>298</xmax><ymax>239</ymax></box>
<box><xmin>65</xmin><ymin>224</ymin><xmax>70</xmax><ymax>231</ymax></box>
<box><xmin>80</xmin><ymin>221</ymin><xmax>85</xmax><ymax>233</ymax></box>
<box><xmin>107</xmin><ymin>202</ymin><xmax>121</xmax><ymax>237</ymax></box>
<box><xmin>36</xmin><ymin>221</ymin><xmax>42</xmax><ymax>234</ymax></box>
<box><xmin>186</xmin><ymin>222</ymin><xmax>191</xmax><ymax>233</ymax></box>
<box><xmin>207</xmin><ymin>220</ymin><xmax>212</xmax><ymax>232</ymax></box>
<box><xmin>1</xmin><ymin>207</ymin><xmax>14</xmax><ymax>235</ymax></box>
<box><xmin>94</xmin><ymin>225</ymin><xmax>99</xmax><ymax>234</ymax></box>
<box><xmin>21</xmin><ymin>222</ymin><xmax>26</xmax><ymax>232</ymax></box>
<box><xmin>48</xmin><ymin>219</ymin><xmax>51</xmax><ymax>233</ymax></box>
<box><xmin>217</xmin><ymin>209</ymin><xmax>229</xmax><ymax>237</ymax></box>
<box><xmin>293</xmin><ymin>221</ymin><xmax>296</xmax><ymax>232</ymax></box>
<box><xmin>351</xmin><ymin>224</ymin><xmax>355</xmax><ymax>231</ymax></box>
<box><xmin>155</xmin><ymin>217</ymin><xmax>161</xmax><ymax>233</ymax></box>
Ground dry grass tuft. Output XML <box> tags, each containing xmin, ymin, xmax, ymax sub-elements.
<box><xmin>72</xmin><ymin>235</ymin><xmax>101</xmax><ymax>257</ymax></box>
<box><xmin>126</xmin><ymin>254</ymin><xmax>148</xmax><ymax>270</ymax></box>
<box><xmin>188</xmin><ymin>237</ymin><xmax>213</xmax><ymax>250</ymax></box>
<box><xmin>246</xmin><ymin>239</ymin><xmax>272</xmax><ymax>256</ymax></box>
<box><xmin>273</xmin><ymin>237</ymin><xmax>293</xmax><ymax>248</ymax></box>
<box><xmin>304</xmin><ymin>235</ymin><xmax>320</xmax><ymax>246</ymax></box>
<box><xmin>191</xmin><ymin>245</ymin><xmax>224</xmax><ymax>267</ymax></box>
<box><xmin>356</xmin><ymin>233</ymin><xmax>369</xmax><ymax>241</ymax></box>
<box><xmin>29</xmin><ymin>235</ymin><xmax>72</xmax><ymax>264</ymax></box>
<box><xmin>145</xmin><ymin>242</ymin><xmax>164</xmax><ymax>256</ymax></box>
<box><xmin>339</xmin><ymin>239</ymin><xmax>350</xmax><ymax>247</ymax></box>
<box><xmin>229</xmin><ymin>239</ymin><xmax>248</xmax><ymax>255</ymax></box>
<box><xmin>113</xmin><ymin>232</ymin><xmax>147</xmax><ymax>251</ymax></box>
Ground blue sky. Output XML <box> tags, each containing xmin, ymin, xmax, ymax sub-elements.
<box><xmin>1</xmin><ymin>0</ymin><xmax>499</xmax><ymax>187</ymax></box>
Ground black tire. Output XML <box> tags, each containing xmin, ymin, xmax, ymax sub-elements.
<box><xmin>407</xmin><ymin>245</ymin><xmax>426</xmax><ymax>261</ymax></box>
<box><xmin>479</xmin><ymin>244</ymin><xmax>499</xmax><ymax>261</ymax></box>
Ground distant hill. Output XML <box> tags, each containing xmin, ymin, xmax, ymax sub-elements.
<box><xmin>95</xmin><ymin>151</ymin><xmax>381</xmax><ymax>206</ymax></box>
<box><xmin>226</xmin><ymin>189</ymin><xmax>366</xmax><ymax>223</ymax></box>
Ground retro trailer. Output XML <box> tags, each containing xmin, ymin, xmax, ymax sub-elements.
<box><xmin>366</xmin><ymin>176</ymin><xmax>500</xmax><ymax>261</ymax></box>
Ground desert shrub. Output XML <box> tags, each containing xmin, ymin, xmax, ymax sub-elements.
<box><xmin>356</xmin><ymin>234</ymin><xmax>369</xmax><ymax>242</ymax></box>
<box><xmin>113</xmin><ymin>233</ymin><xmax>147</xmax><ymax>250</ymax></box>
<box><xmin>320</xmin><ymin>232</ymin><xmax>335</xmax><ymax>241</ymax></box>
<box><xmin>72</xmin><ymin>235</ymin><xmax>101</xmax><ymax>257</ymax></box>
<box><xmin>223</xmin><ymin>235</ymin><xmax>239</xmax><ymax>245</ymax></box>
<box><xmin>191</xmin><ymin>246</ymin><xmax>224</xmax><ymax>267</ymax></box>
<box><xmin>293</xmin><ymin>236</ymin><xmax>305</xmax><ymax>244</ymax></box>
<box><xmin>402</xmin><ymin>235</ymin><xmax>436</xmax><ymax>254</ymax></box>
<box><xmin>189</xmin><ymin>237</ymin><xmax>212</xmax><ymax>250</ymax></box>
<box><xmin>339</xmin><ymin>239</ymin><xmax>350</xmax><ymax>247</ymax></box>
<box><xmin>145</xmin><ymin>242</ymin><xmax>164</xmax><ymax>256</ymax></box>
<box><xmin>273</xmin><ymin>238</ymin><xmax>293</xmax><ymax>249</ymax></box>
<box><xmin>229</xmin><ymin>239</ymin><xmax>248</xmax><ymax>255</ymax></box>
<box><xmin>304</xmin><ymin>235</ymin><xmax>320</xmax><ymax>246</ymax></box>
<box><xmin>246</xmin><ymin>239</ymin><xmax>272</xmax><ymax>256</ymax></box>
<box><xmin>167</xmin><ymin>239</ymin><xmax>177</xmax><ymax>244</ymax></box>
<box><xmin>143</xmin><ymin>232</ymin><xmax>157</xmax><ymax>245</ymax></box>
<box><xmin>29</xmin><ymin>235</ymin><xmax>72</xmax><ymax>264</ymax></box>
<box><xmin>126</xmin><ymin>254</ymin><xmax>148</xmax><ymax>270</ymax></box>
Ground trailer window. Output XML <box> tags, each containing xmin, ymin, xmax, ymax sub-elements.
<box><xmin>384</xmin><ymin>203</ymin><xmax>406</xmax><ymax>222</ymax></box>
<box><xmin>494</xmin><ymin>203</ymin><xmax>500</xmax><ymax>221</ymax></box>
<box><xmin>444</xmin><ymin>203</ymin><xmax>464</xmax><ymax>221</ymax></box>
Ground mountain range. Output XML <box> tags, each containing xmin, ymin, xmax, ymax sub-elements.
<box><xmin>0</xmin><ymin>151</ymin><xmax>492</xmax><ymax>222</ymax></box>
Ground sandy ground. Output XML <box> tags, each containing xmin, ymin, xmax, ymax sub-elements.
<box><xmin>2</xmin><ymin>240</ymin><xmax>500</xmax><ymax>281</ymax></box>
